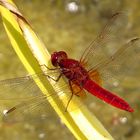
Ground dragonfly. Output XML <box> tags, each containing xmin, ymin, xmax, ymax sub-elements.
<box><xmin>0</xmin><ymin>12</ymin><xmax>140</xmax><ymax>123</ymax></box>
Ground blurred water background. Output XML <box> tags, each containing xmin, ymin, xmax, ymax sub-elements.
<box><xmin>0</xmin><ymin>0</ymin><xmax>140</xmax><ymax>140</ymax></box>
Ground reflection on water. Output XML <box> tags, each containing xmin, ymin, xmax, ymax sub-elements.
<box><xmin>0</xmin><ymin>0</ymin><xmax>140</xmax><ymax>140</ymax></box>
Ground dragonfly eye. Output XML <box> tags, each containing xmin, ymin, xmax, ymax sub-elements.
<box><xmin>59</xmin><ymin>51</ymin><xmax>68</xmax><ymax>59</ymax></box>
<box><xmin>51</xmin><ymin>52</ymin><xmax>59</xmax><ymax>67</ymax></box>
<box><xmin>51</xmin><ymin>51</ymin><xmax>68</xmax><ymax>67</ymax></box>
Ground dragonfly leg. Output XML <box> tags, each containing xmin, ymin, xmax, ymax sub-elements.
<box><xmin>40</xmin><ymin>64</ymin><xmax>60</xmax><ymax>70</ymax></box>
<box><xmin>40</xmin><ymin>64</ymin><xmax>63</xmax><ymax>82</ymax></box>
<box><xmin>46</xmin><ymin>73</ymin><xmax>63</xmax><ymax>82</ymax></box>
<box><xmin>65</xmin><ymin>80</ymin><xmax>74</xmax><ymax>112</ymax></box>
<box><xmin>75</xmin><ymin>87</ymin><xmax>83</xmax><ymax>97</ymax></box>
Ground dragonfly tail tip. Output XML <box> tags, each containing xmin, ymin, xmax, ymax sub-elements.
<box><xmin>127</xmin><ymin>107</ymin><xmax>134</xmax><ymax>112</ymax></box>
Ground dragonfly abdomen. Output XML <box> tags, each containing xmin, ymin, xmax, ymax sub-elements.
<box><xmin>83</xmin><ymin>79</ymin><xmax>134</xmax><ymax>112</ymax></box>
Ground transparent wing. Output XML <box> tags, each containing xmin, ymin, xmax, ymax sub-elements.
<box><xmin>89</xmin><ymin>38</ymin><xmax>140</xmax><ymax>90</ymax></box>
<box><xmin>0</xmin><ymin>71</ymin><xmax>58</xmax><ymax>123</ymax></box>
<box><xmin>0</xmin><ymin>70</ymin><xmax>86</xmax><ymax>124</ymax></box>
<box><xmin>2</xmin><ymin>96</ymin><xmax>51</xmax><ymax>124</ymax></box>
<box><xmin>80</xmin><ymin>12</ymin><xmax>128</xmax><ymax>71</ymax></box>
<box><xmin>79</xmin><ymin>12</ymin><xmax>140</xmax><ymax>90</ymax></box>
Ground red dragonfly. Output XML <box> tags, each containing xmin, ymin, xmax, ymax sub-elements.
<box><xmin>48</xmin><ymin>12</ymin><xmax>139</xmax><ymax>112</ymax></box>
<box><xmin>0</xmin><ymin>12</ymin><xmax>140</xmax><ymax>122</ymax></box>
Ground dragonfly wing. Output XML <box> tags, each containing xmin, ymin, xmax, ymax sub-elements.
<box><xmin>80</xmin><ymin>12</ymin><xmax>129</xmax><ymax>71</ymax></box>
<box><xmin>2</xmin><ymin>96</ymin><xmax>51</xmax><ymax>123</ymax></box>
<box><xmin>0</xmin><ymin>69</ymin><xmax>62</xmax><ymax>99</ymax></box>
<box><xmin>0</xmin><ymin>72</ymin><xmax>58</xmax><ymax>123</ymax></box>
<box><xmin>80</xmin><ymin>12</ymin><xmax>140</xmax><ymax>90</ymax></box>
<box><xmin>88</xmin><ymin>69</ymin><xmax>102</xmax><ymax>85</ymax></box>
<box><xmin>0</xmin><ymin>71</ymin><xmax>56</xmax><ymax>121</ymax></box>
<box><xmin>0</xmin><ymin>71</ymin><xmax>87</xmax><ymax>123</ymax></box>
<box><xmin>92</xmin><ymin>38</ymin><xmax>140</xmax><ymax>89</ymax></box>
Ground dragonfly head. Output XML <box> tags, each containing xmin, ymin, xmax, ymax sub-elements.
<box><xmin>51</xmin><ymin>51</ymin><xmax>68</xmax><ymax>67</ymax></box>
